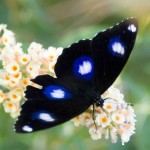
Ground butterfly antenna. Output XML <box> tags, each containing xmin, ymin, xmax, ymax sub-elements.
<box><xmin>128</xmin><ymin>103</ymin><xmax>134</xmax><ymax>106</ymax></box>
<box><xmin>92</xmin><ymin>104</ymin><xmax>97</xmax><ymax>132</ymax></box>
<box><xmin>104</xmin><ymin>97</ymin><xmax>135</xmax><ymax>106</ymax></box>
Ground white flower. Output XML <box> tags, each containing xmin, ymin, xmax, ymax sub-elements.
<box><xmin>110</xmin><ymin>127</ymin><xmax>118</xmax><ymax>143</ymax></box>
<box><xmin>96</xmin><ymin>113</ymin><xmax>111</xmax><ymax>127</ymax></box>
<box><xmin>43</xmin><ymin>46</ymin><xmax>58</xmax><ymax>62</ymax></box>
<box><xmin>56</xmin><ymin>47</ymin><xmax>63</xmax><ymax>56</ymax></box>
<box><xmin>104</xmin><ymin>128</ymin><xmax>109</xmax><ymax>139</ymax></box>
<box><xmin>121</xmin><ymin>133</ymin><xmax>130</xmax><ymax>145</ymax></box>
<box><xmin>26</xmin><ymin>62</ymin><xmax>41</xmax><ymax>78</ymax></box>
<box><xmin>112</xmin><ymin>113</ymin><xmax>125</xmax><ymax>124</ymax></box>
<box><xmin>89</xmin><ymin>127</ymin><xmax>102</xmax><ymax>140</ymax></box>
<box><xmin>0</xmin><ymin>24</ymin><xmax>7</xmax><ymax>32</ymax></box>
<box><xmin>0</xmin><ymin>90</ymin><xmax>4</xmax><ymax>103</ymax></box>
<box><xmin>48</xmin><ymin>61</ymin><xmax>56</xmax><ymax>73</ymax></box>
<box><xmin>19</xmin><ymin>53</ymin><xmax>30</xmax><ymax>65</ymax></box>
<box><xmin>125</xmin><ymin>105</ymin><xmax>136</xmax><ymax>123</ymax></box>
<box><xmin>21</xmin><ymin>78</ymin><xmax>30</xmax><ymax>88</ymax></box>
<box><xmin>85</xmin><ymin>118</ymin><xmax>94</xmax><ymax>127</ymax></box>
<box><xmin>28</xmin><ymin>42</ymin><xmax>43</xmax><ymax>52</ymax></box>
<box><xmin>72</xmin><ymin>113</ymin><xmax>93</xmax><ymax>127</ymax></box>
<box><xmin>13</xmin><ymin>43</ymin><xmax>23</xmax><ymax>55</ymax></box>
<box><xmin>5</xmin><ymin>62</ymin><xmax>20</xmax><ymax>75</ymax></box>
<box><xmin>0</xmin><ymin>46</ymin><xmax>16</xmax><ymax>63</ymax></box>
<box><xmin>82</xmin><ymin>112</ymin><xmax>93</xmax><ymax>127</ymax></box>
<box><xmin>8</xmin><ymin>91</ymin><xmax>22</xmax><ymax>103</ymax></box>
<box><xmin>1</xmin><ymin>73</ymin><xmax>10</xmax><ymax>85</ymax></box>
<box><xmin>103</xmin><ymin>99</ymin><xmax>117</xmax><ymax>112</ymax></box>
<box><xmin>15</xmin><ymin>88</ymin><xmax>24</xmax><ymax>96</ymax></box>
<box><xmin>3</xmin><ymin>101</ymin><xmax>17</xmax><ymax>113</ymax></box>
<box><xmin>72</xmin><ymin>115</ymin><xmax>84</xmax><ymax>126</ymax></box>
<box><xmin>120</xmin><ymin>125</ymin><xmax>134</xmax><ymax>145</ymax></box>
<box><xmin>102</xmin><ymin>86</ymin><xmax>124</xmax><ymax>103</ymax></box>
<box><xmin>10</xmin><ymin>109</ymin><xmax>20</xmax><ymax>118</ymax></box>
<box><xmin>10</xmin><ymin>72</ymin><xmax>22</xmax><ymax>82</ymax></box>
<box><xmin>28</xmin><ymin>42</ymin><xmax>44</xmax><ymax>62</ymax></box>
<box><xmin>9</xmin><ymin>80</ymin><xmax>20</xmax><ymax>87</ymax></box>
<box><xmin>118</xmin><ymin>123</ymin><xmax>135</xmax><ymax>145</ymax></box>
<box><xmin>2</xmin><ymin>29</ymin><xmax>16</xmax><ymax>46</ymax></box>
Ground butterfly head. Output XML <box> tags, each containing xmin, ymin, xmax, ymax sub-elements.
<box><xmin>94</xmin><ymin>98</ymin><xmax>104</xmax><ymax>107</ymax></box>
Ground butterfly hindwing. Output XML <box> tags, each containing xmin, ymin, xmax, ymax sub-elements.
<box><xmin>15</xmin><ymin>99</ymin><xmax>89</xmax><ymax>133</ymax></box>
<box><xmin>14</xmin><ymin>75</ymin><xmax>91</xmax><ymax>133</ymax></box>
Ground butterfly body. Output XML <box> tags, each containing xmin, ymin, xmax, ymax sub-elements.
<box><xmin>14</xmin><ymin>18</ymin><xmax>138</xmax><ymax>133</ymax></box>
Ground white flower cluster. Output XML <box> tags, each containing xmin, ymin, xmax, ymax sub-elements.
<box><xmin>72</xmin><ymin>86</ymin><xmax>136</xmax><ymax>145</ymax></box>
<box><xmin>0</xmin><ymin>24</ymin><xmax>62</xmax><ymax>118</ymax></box>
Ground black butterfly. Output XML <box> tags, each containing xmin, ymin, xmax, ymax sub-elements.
<box><xmin>14</xmin><ymin>17</ymin><xmax>138</xmax><ymax>133</ymax></box>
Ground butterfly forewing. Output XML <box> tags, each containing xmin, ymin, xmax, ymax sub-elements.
<box><xmin>91</xmin><ymin>17</ymin><xmax>138</xmax><ymax>93</ymax></box>
<box><xmin>55</xmin><ymin>39</ymin><xmax>96</xmax><ymax>91</ymax></box>
<box><xmin>55</xmin><ymin>40</ymin><xmax>93</xmax><ymax>80</ymax></box>
<box><xmin>55</xmin><ymin>18</ymin><xmax>138</xmax><ymax>94</ymax></box>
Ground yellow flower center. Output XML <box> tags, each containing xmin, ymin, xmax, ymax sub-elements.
<box><xmin>12</xmin><ymin>94</ymin><xmax>17</xmax><ymax>99</ymax></box>
<box><xmin>8</xmin><ymin>103</ymin><xmax>13</xmax><ymax>108</ymax></box>
<box><xmin>29</xmin><ymin>67</ymin><xmax>32</xmax><ymax>71</ymax></box>
<box><xmin>49</xmin><ymin>55</ymin><xmax>54</xmax><ymax>59</ymax></box>
<box><xmin>51</xmin><ymin>65</ymin><xmax>55</xmax><ymax>70</ymax></box>
<box><xmin>11</xmin><ymin>81</ymin><xmax>15</xmax><ymax>84</ymax></box>
<box><xmin>23</xmin><ymin>79</ymin><xmax>28</xmax><ymax>85</ymax></box>
<box><xmin>85</xmin><ymin>116</ymin><xmax>90</xmax><ymax>120</ymax></box>
<box><xmin>16</xmin><ymin>89</ymin><xmax>23</xmax><ymax>93</ymax></box>
<box><xmin>0</xmin><ymin>93</ymin><xmax>3</xmax><ymax>98</ymax></box>
<box><xmin>12</xmin><ymin>65</ymin><xmax>18</xmax><ymax>71</ymax></box>
<box><xmin>23</xmin><ymin>58</ymin><xmax>28</xmax><ymax>62</ymax></box>
<box><xmin>101</xmin><ymin>117</ymin><xmax>108</xmax><ymax>123</ymax></box>
<box><xmin>4</xmin><ymin>38</ymin><xmax>8</xmax><ymax>43</ymax></box>
<box><xmin>106</xmin><ymin>104</ymin><xmax>112</xmax><ymax>110</ymax></box>
<box><xmin>5</xmin><ymin>74</ymin><xmax>10</xmax><ymax>80</ymax></box>
<box><xmin>115</xmin><ymin>115</ymin><xmax>120</xmax><ymax>121</ymax></box>
<box><xmin>76</xmin><ymin>116</ymin><xmax>79</xmax><ymax>120</ymax></box>
<box><xmin>14</xmin><ymin>73</ymin><xmax>19</xmax><ymax>78</ymax></box>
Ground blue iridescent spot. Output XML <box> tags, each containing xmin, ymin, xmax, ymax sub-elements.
<box><xmin>43</xmin><ymin>85</ymin><xmax>72</xmax><ymax>100</ymax></box>
<box><xmin>109</xmin><ymin>37</ymin><xmax>125</xmax><ymax>57</ymax></box>
<box><xmin>32</xmin><ymin>111</ymin><xmax>55</xmax><ymax>122</ymax></box>
<box><xmin>73</xmin><ymin>56</ymin><xmax>94</xmax><ymax>80</ymax></box>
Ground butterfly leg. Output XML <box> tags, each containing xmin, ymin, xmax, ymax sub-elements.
<box><xmin>92</xmin><ymin>103</ymin><xmax>97</xmax><ymax>132</ymax></box>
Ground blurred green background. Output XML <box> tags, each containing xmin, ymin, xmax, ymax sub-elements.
<box><xmin>0</xmin><ymin>0</ymin><xmax>150</xmax><ymax>150</ymax></box>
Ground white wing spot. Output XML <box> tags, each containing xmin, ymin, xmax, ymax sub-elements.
<box><xmin>128</xmin><ymin>24</ymin><xmax>136</xmax><ymax>32</ymax></box>
<box><xmin>112</xmin><ymin>42</ymin><xmax>125</xmax><ymax>55</ymax></box>
<box><xmin>51</xmin><ymin>89</ymin><xmax>65</xmax><ymax>99</ymax></box>
<box><xmin>22</xmin><ymin>125</ymin><xmax>33</xmax><ymax>132</ymax></box>
<box><xmin>78</xmin><ymin>61</ymin><xmax>92</xmax><ymax>75</ymax></box>
<box><xmin>38</xmin><ymin>113</ymin><xmax>55</xmax><ymax>122</ymax></box>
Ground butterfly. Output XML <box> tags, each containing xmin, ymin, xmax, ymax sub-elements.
<box><xmin>14</xmin><ymin>17</ymin><xmax>138</xmax><ymax>133</ymax></box>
